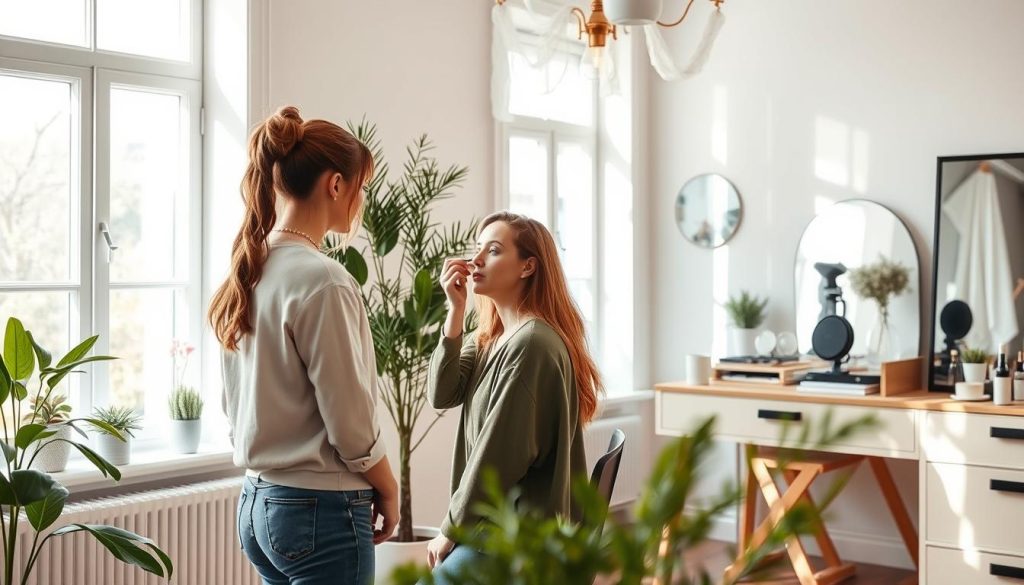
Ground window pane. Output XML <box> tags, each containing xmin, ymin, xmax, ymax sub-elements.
<box><xmin>555</xmin><ymin>141</ymin><xmax>594</xmax><ymax>280</ymax></box>
<box><xmin>97</xmin><ymin>0</ymin><xmax>188</xmax><ymax>60</ymax></box>
<box><xmin>0</xmin><ymin>0</ymin><xmax>88</xmax><ymax>47</ymax></box>
<box><xmin>509</xmin><ymin>48</ymin><xmax>594</xmax><ymax>126</ymax></box>
<box><xmin>109</xmin><ymin>87</ymin><xmax>187</xmax><ymax>283</ymax></box>
<box><xmin>0</xmin><ymin>74</ymin><xmax>74</xmax><ymax>283</ymax></box>
<box><xmin>0</xmin><ymin>291</ymin><xmax>74</xmax><ymax>431</ymax></box>
<box><xmin>108</xmin><ymin>288</ymin><xmax>187</xmax><ymax>416</ymax></box>
<box><xmin>508</xmin><ymin>135</ymin><xmax>549</xmax><ymax>224</ymax></box>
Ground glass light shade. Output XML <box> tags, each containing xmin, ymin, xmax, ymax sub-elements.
<box><xmin>579</xmin><ymin>44</ymin><xmax>615</xmax><ymax>81</ymax></box>
<box><xmin>604</xmin><ymin>0</ymin><xmax>663</xmax><ymax>25</ymax></box>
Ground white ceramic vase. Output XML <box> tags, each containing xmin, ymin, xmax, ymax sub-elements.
<box><xmin>27</xmin><ymin>426</ymin><xmax>72</xmax><ymax>473</ymax></box>
<box><xmin>170</xmin><ymin>419</ymin><xmax>202</xmax><ymax>454</ymax></box>
<box><xmin>728</xmin><ymin>327</ymin><xmax>758</xmax><ymax>357</ymax></box>
<box><xmin>962</xmin><ymin>363</ymin><xmax>988</xmax><ymax>384</ymax></box>
<box><xmin>375</xmin><ymin>526</ymin><xmax>440</xmax><ymax>584</ymax></box>
<box><xmin>94</xmin><ymin>432</ymin><xmax>131</xmax><ymax>466</ymax></box>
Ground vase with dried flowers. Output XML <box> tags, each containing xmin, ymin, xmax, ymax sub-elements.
<box><xmin>849</xmin><ymin>255</ymin><xmax>911</xmax><ymax>364</ymax></box>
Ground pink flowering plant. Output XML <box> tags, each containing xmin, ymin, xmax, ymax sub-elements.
<box><xmin>168</xmin><ymin>341</ymin><xmax>202</xmax><ymax>421</ymax></box>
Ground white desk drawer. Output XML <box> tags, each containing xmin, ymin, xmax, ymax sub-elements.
<box><xmin>926</xmin><ymin>462</ymin><xmax>1024</xmax><ymax>553</ymax></box>
<box><xmin>926</xmin><ymin>546</ymin><xmax>1024</xmax><ymax>584</ymax></box>
<box><xmin>656</xmin><ymin>392</ymin><xmax>917</xmax><ymax>457</ymax></box>
<box><xmin>924</xmin><ymin>411</ymin><xmax>1024</xmax><ymax>470</ymax></box>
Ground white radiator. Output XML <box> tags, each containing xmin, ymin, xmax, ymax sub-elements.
<box><xmin>584</xmin><ymin>414</ymin><xmax>644</xmax><ymax>507</ymax></box>
<box><xmin>15</xmin><ymin>477</ymin><xmax>258</xmax><ymax>585</ymax></box>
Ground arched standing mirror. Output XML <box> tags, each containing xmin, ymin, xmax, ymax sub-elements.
<box><xmin>674</xmin><ymin>174</ymin><xmax>743</xmax><ymax>248</ymax></box>
<box><xmin>794</xmin><ymin>200</ymin><xmax>920</xmax><ymax>362</ymax></box>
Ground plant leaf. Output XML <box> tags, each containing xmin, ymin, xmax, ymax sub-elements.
<box><xmin>55</xmin><ymin>334</ymin><xmax>98</xmax><ymax>368</ymax></box>
<box><xmin>0</xmin><ymin>354</ymin><xmax>10</xmax><ymax>403</ymax></box>
<box><xmin>0</xmin><ymin>469</ymin><xmax>60</xmax><ymax>506</ymax></box>
<box><xmin>63</xmin><ymin>440</ymin><xmax>121</xmax><ymax>480</ymax></box>
<box><xmin>25</xmin><ymin>484</ymin><xmax>69</xmax><ymax>531</ymax></box>
<box><xmin>52</xmin><ymin>524</ymin><xmax>173</xmax><ymax>578</ymax></box>
<box><xmin>15</xmin><ymin>424</ymin><xmax>55</xmax><ymax>449</ymax></box>
<box><xmin>413</xmin><ymin>269</ymin><xmax>433</xmax><ymax>314</ymax></box>
<box><xmin>0</xmin><ymin>440</ymin><xmax>15</xmax><ymax>463</ymax></box>
<box><xmin>13</xmin><ymin>381</ymin><xmax>28</xmax><ymax>400</ymax></box>
<box><xmin>69</xmin><ymin>417</ymin><xmax>125</xmax><ymax>441</ymax></box>
<box><xmin>343</xmin><ymin>247</ymin><xmax>369</xmax><ymax>286</ymax></box>
<box><xmin>4</xmin><ymin>318</ymin><xmax>35</xmax><ymax>381</ymax></box>
<box><xmin>25</xmin><ymin>330</ymin><xmax>52</xmax><ymax>371</ymax></box>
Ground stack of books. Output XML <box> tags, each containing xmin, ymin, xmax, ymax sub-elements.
<box><xmin>797</xmin><ymin>371</ymin><xmax>881</xmax><ymax>396</ymax></box>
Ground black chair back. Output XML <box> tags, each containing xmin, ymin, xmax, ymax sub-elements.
<box><xmin>590</xmin><ymin>429</ymin><xmax>626</xmax><ymax>506</ymax></box>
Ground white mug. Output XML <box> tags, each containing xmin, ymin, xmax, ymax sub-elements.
<box><xmin>685</xmin><ymin>354</ymin><xmax>711</xmax><ymax>386</ymax></box>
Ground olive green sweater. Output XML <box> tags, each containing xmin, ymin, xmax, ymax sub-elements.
<box><xmin>428</xmin><ymin>319</ymin><xmax>587</xmax><ymax>539</ymax></box>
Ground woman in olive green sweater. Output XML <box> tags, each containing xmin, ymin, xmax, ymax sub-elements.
<box><xmin>423</xmin><ymin>211</ymin><xmax>603</xmax><ymax>582</ymax></box>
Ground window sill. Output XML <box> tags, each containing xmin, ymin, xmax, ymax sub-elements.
<box><xmin>51</xmin><ymin>443</ymin><xmax>237</xmax><ymax>495</ymax></box>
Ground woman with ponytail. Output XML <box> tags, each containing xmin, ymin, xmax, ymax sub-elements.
<box><xmin>423</xmin><ymin>212</ymin><xmax>603</xmax><ymax>582</ymax></box>
<box><xmin>210</xmin><ymin>106</ymin><xmax>398</xmax><ymax>585</ymax></box>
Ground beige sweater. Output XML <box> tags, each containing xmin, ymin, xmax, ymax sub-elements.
<box><xmin>220</xmin><ymin>243</ymin><xmax>386</xmax><ymax>491</ymax></box>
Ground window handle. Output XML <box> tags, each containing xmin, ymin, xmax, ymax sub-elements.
<box><xmin>99</xmin><ymin>222</ymin><xmax>118</xmax><ymax>262</ymax></box>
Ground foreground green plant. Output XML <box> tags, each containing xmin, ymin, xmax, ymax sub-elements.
<box><xmin>724</xmin><ymin>291</ymin><xmax>769</xmax><ymax>329</ymax></box>
<box><xmin>393</xmin><ymin>412</ymin><xmax>877</xmax><ymax>585</ymax></box>
<box><xmin>0</xmin><ymin>317</ymin><xmax>172</xmax><ymax>584</ymax></box>
<box><xmin>324</xmin><ymin>120</ymin><xmax>477</xmax><ymax>542</ymax></box>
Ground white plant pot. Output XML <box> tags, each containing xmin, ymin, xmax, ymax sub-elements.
<box><xmin>375</xmin><ymin>526</ymin><xmax>440</xmax><ymax>584</ymax></box>
<box><xmin>728</xmin><ymin>327</ymin><xmax>758</xmax><ymax>357</ymax></box>
<box><xmin>28</xmin><ymin>426</ymin><xmax>72</xmax><ymax>473</ymax></box>
<box><xmin>962</xmin><ymin>363</ymin><xmax>988</xmax><ymax>384</ymax></box>
<box><xmin>94</xmin><ymin>432</ymin><xmax>132</xmax><ymax>466</ymax></box>
<box><xmin>170</xmin><ymin>419</ymin><xmax>202</xmax><ymax>454</ymax></box>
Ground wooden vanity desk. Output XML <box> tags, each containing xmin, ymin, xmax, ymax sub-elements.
<box><xmin>654</xmin><ymin>381</ymin><xmax>1024</xmax><ymax>584</ymax></box>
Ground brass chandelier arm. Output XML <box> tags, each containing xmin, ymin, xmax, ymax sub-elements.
<box><xmin>657</xmin><ymin>0</ymin><xmax>697</xmax><ymax>27</ymax></box>
<box><xmin>571</xmin><ymin>6</ymin><xmax>588</xmax><ymax>40</ymax></box>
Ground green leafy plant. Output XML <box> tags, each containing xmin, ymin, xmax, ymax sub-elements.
<box><xmin>168</xmin><ymin>386</ymin><xmax>203</xmax><ymax>421</ymax></box>
<box><xmin>724</xmin><ymin>290</ymin><xmax>769</xmax><ymax>329</ymax></box>
<box><xmin>89</xmin><ymin>406</ymin><xmax>143</xmax><ymax>438</ymax></box>
<box><xmin>323</xmin><ymin>120</ymin><xmax>478</xmax><ymax>542</ymax></box>
<box><xmin>22</xmin><ymin>394</ymin><xmax>71</xmax><ymax>425</ymax></box>
<box><xmin>0</xmin><ymin>317</ymin><xmax>173</xmax><ymax>583</ymax></box>
<box><xmin>393</xmin><ymin>412</ymin><xmax>878</xmax><ymax>585</ymax></box>
<box><xmin>961</xmin><ymin>347</ymin><xmax>990</xmax><ymax>364</ymax></box>
<box><xmin>849</xmin><ymin>255</ymin><xmax>911</xmax><ymax>322</ymax></box>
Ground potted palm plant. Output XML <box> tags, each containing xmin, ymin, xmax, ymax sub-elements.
<box><xmin>22</xmin><ymin>393</ymin><xmax>73</xmax><ymax>473</ymax></box>
<box><xmin>0</xmin><ymin>317</ymin><xmax>172</xmax><ymax>583</ymax></box>
<box><xmin>89</xmin><ymin>405</ymin><xmax>142</xmax><ymax>466</ymax></box>
<box><xmin>325</xmin><ymin>121</ymin><xmax>477</xmax><ymax>579</ymax></box>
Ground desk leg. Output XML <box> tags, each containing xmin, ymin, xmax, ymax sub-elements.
<box><xmin>739</xmin><ymin>444</ymin><xmax>757</xmax><ymax>554</ymax></box>
<box><xmin>867</xmin><ymin>456</ymin><xmax>919</xmax><ymax>569</ymax></box>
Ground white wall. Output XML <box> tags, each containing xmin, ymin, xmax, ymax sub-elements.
<box><xmin>650</xmin><ymin>0</ymin><xmax>1024</xmax><ymax>568</ymax></box>
<box><xmin>261</xmin><ymin>0</ymin><xmax>494</xmax><ymax>530</ymax></box>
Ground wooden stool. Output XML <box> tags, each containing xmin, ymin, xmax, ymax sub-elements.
<box><xmin>724</xmin><ymin>447</ymin><xmax>919</xmax><ymax>585</ymax></box>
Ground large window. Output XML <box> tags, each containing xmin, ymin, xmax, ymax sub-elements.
<box><xmin>502</xmin><ymin>34</ymin><xmax>602</xmax><ymax>351</ymax></box>
<box><xmin>0</xmin><ymin>0</ymin><xmax>202</xmax><ymax>441</ymax></box>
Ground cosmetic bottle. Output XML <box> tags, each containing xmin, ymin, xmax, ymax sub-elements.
<box><xmin>994</xmin><ymin>344</ymin><xmax>1012</xmax><ymax>406</ymax></box>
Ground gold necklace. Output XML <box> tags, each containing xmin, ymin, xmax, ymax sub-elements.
<box><xmin>274</xmin><ymin>227</ymin><xmax>320</xmax><ymax>250</ymax></box>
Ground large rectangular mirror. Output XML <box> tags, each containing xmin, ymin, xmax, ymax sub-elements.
<box><xmin>929</xmin><ymin>152</ymin><xmax>1024</xmax><ymax>391</ymax></box>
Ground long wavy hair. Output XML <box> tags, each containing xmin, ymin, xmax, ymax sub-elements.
<box><xmin>475</xmin><ymin>212</ymin><xmax>603</xmax><ymax>424</ymax></box>
<box><xmin>208</xmin><ymin>105</ymin><xmax>373</xmax><ymax>350</ymax></box>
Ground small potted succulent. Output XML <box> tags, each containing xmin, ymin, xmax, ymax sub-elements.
<box><xmin>724</xmin><ymin>290</ymin><xmax>769</xmax><ymax>357</ymax></box>
<box><xmin>90</xmin><ymin>406</ymin><xmax>142</xmax><ymax>465</ymax></box>
<box><xmin>168</xmin><ymin>386</ymin><xmax>203</xmax><ymax>454</ymax></box>
<box><xmin>23</xmin><ymin>393</ymin><xmax>73</xmax><ymax>473</ymax></box>
<box><xmin>961</xmin><ymin>347</ymin><xmax>990</xmax><ymax>384</ymax></box>
<box><xmin>168</xmin><ymin>339</ymin><xmax>203</xmax><ymax>453</ymax></box>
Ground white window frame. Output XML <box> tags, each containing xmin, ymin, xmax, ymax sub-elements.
<box><xmin>499</xmin><ymin>44</ymin><xmax>605</xmax><ymax>356</ymax></box>
<box><xmin>0</xmin><ymin>0</ymin><xmax>203</xmax><ymax>443</ymax></box>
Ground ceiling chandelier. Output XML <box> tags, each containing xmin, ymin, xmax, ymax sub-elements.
<box><xmin>495</xmin><ymin>0</ymin><xmax>726</xmax><ymax>81</ymax></box>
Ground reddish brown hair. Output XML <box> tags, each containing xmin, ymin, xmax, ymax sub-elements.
<box><xmin>208</xmin><ymin>106</ymin><xmax>373</xmax><ymax>350</ymax></box>
<box><xmin>475</xmin><ymin>212</ymin><xmax>603</xmax><ymax>424</ymax></box>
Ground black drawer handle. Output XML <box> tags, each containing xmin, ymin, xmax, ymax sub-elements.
<box><xmin>758</xmin><ymin>409</ymin><xmax>802</xmax><ymax>422</ymax></box>
<box><xmin>991</xmin><ymin>427</ymin><xmax>1024</xmax><ymax>440</ymax></box>
<box><xmin>990</xmin><ymin>563</ymin><xmax>1024</xmax><ymax>579</ymax></box>
<box><xmin>990</xmin><ymin>479</ymin><xmax>1024</xmax><ymax>494</ymax></box>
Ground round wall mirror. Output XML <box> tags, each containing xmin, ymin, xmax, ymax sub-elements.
<box><xmin>674</xmin><ymin>174</ymin><xmax>743</xmax><ymax>248</ymax></box>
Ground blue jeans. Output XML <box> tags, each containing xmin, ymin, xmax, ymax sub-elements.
<box><xmin>425</xmin><ymin>546</ymin><xmax>486</xmax><ymax>585</ymax></box>
<box><xmin>238</xmin><ymin>477</ymin><xmax>375</xmax><ymax>585</ymax></box>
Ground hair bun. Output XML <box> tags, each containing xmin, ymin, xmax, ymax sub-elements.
<box><xmin>264</xmin><ymin>105</ymin><xmax>305</xmax><ymax>159</ymax></box>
